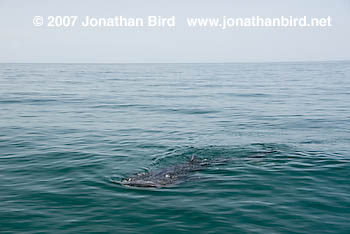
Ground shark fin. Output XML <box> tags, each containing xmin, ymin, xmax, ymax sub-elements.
<box><xmin>190</xmin><ymin>154</ymin><xmax>196</xmax><ymax>162</ymax></box>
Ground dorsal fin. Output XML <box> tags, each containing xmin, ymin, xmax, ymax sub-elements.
<box><xmin>190</xmin><ymin>154</ymin><xmax>196</xmax><ymax>162</ymax></box>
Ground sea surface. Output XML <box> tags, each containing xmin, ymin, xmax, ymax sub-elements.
<box><xmin>0</xmin><ymin>62</ymin><xmax>349</xmax><ymax>233</ymax></box>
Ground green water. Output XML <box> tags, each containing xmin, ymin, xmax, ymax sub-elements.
<box><xmin>0</xmin><ymin>62</ymin><xmax>349</xmax><ymax>233</ymax></box>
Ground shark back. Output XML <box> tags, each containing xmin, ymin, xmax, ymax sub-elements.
<box><xmin>119</xmin><ymin>155</ymin><xmax>204</xmax><ymax>188</ymax></box>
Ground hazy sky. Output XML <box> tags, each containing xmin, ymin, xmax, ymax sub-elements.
<box><xmin>0</xmin><ymin>0</ymin><xmax>349</xmax><ymax>63</ymax></box>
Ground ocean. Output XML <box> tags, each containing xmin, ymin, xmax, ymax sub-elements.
<box><xmin>0</xmin><ymin>62</ymin><xmax>349</xmax><ymax>233</ymax></box>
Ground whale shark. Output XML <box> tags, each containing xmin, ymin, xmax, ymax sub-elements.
<box><xmin>113</xmin><ymin>149</ymin><xmax>278</xmax><ymax>188</ymax></box>
<box><xmin>114</xmin><ymin>155</ymin><xmax>207</xmax><ymax>188</ymax></box>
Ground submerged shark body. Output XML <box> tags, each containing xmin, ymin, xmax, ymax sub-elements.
<box><xmin>115</xmin><ymin>149</ymin><xmax>278</xmax><ymax>188</ymax></box>
<box><xmin>117</xmin><ymin>155</ymin><xmax>207</xmax><ymax>188</ymax></box>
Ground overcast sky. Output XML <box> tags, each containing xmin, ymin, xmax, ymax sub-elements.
<box><xmin>0</xmin><ymin>0</ymin><xmax>349</xmax><ymax>63</ymax></box>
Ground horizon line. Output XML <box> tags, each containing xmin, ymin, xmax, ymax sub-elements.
<box><xmin>0</xmin><ymin>59</ymin><xmax>349</xmax><ymax>65</ymax></box>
